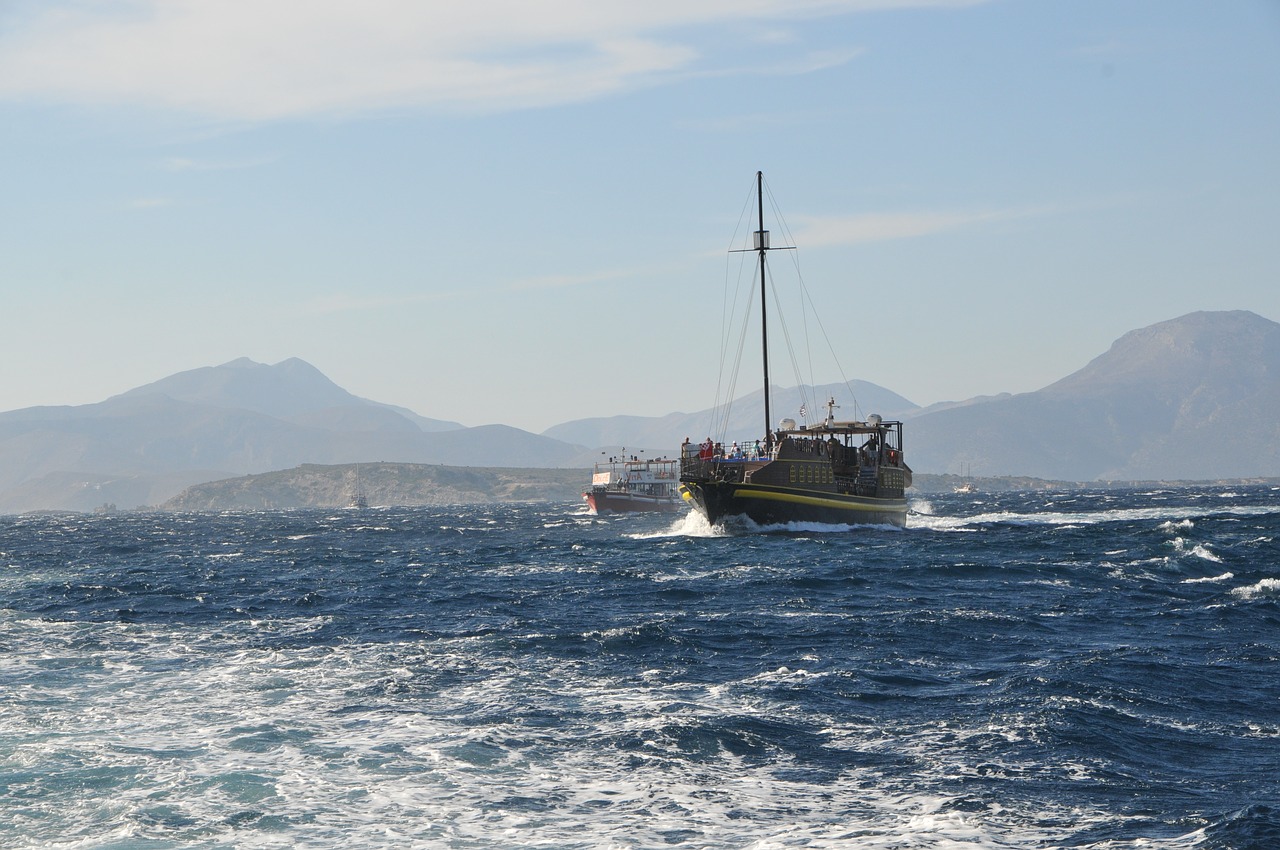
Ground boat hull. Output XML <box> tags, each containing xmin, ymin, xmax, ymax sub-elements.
<box><xmin>681</xmin><ymin>480</ymin><xmax>907</xmax><ymax>528</ymax></box>
<box><xmin>584</xmin><ymin>490</ymin><xmax>681</xmax><ymax>514</ymax></box>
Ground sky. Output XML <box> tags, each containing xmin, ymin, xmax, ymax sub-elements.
<box><xmin>2</xmin><ymin>0</ymin><xmax>1278</xmax><ymax>433</ymax></box>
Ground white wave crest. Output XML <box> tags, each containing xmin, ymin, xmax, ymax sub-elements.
<box><xmin>1158</xmin><ymin>519</ymin><xmax>1194</xmax><ymax>532</ymax></box>
<box><xmin>628</xmin><ymin>510</ymin><xmax>727</xmax><ymax>539</ymax></box>
<box><xmin>1232</xmin><ymin>578</ymin><xmax>1280</xmax><ymax>599</ymax></box>
<box><xmin>1188</xmin><ymin>544</ymin><xmax>1223</xmax><ymax>563</ymax></box>
<box><xmin>1182</xmin><ymin>572</ymin><xmax>1234</xmax><ymax>584</ymax></box>
<box><xmin>1169</xmin><ymin>537</ymin><xmax>1223</xmax><ymax>562</ymax></box>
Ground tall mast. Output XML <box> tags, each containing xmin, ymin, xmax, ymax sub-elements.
<box><xmin>755</xmin><ymin>171</ymin><xmax>772</xmax><ymax>451</ymax></box>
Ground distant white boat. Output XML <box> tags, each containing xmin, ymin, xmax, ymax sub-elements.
<box><xmin>953</xmin><ymin>464</ymin><xmax>977</xmax><ymax>494</ymax></box>
<box><xmin>349</xmin><ymin>464</ymin><xmax>369</xmax><ymax>509</ymax></box>
<box><xmin>583</xmin><ymin>456</ymin><xmax>682</xmax><ymax>514</ymax></box>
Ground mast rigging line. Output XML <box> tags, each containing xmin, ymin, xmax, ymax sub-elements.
<box><xmin>711</xmin><ymin>177</ymin><xmax>767</xmax><ymax>440</ymax></box>
<box><xmin>708</xmin><ymin>172</ymin><xmax>865</xmax><ymax>441</ymax></box>
<box><xmin>760</xmin><ymin>177</ymin><xmax>867</xmax><ymax>423</ymax></box>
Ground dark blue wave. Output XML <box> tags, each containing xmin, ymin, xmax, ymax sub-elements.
<box><xmin>2</xmin><ymin>485</ymin><xmax>1279</xmax><ymax>847</ymax></box>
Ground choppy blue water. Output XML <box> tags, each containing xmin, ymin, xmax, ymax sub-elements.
<box><xmin>3</xmin><ymin>486</ymin><xmax>1279</xmax><ymax>849</ymax></box>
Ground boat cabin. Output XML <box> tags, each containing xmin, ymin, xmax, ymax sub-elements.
<box><xmin>680</xmin><ymin>410</ymin><xmax>910</xmax><ymax>500</ymax></box>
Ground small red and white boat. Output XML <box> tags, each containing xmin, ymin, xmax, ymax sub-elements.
<box><xmin>583</xmin><ymin>456</ymin><xmax>682</xmax><ymax>514</ymax></box>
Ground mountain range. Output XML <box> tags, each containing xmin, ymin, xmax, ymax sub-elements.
<box><xmin>905</xmin><ymin>310</ymin><xmax>1280</xmax><ymax>480</ymax></box>
<box><xmin>2</xmin><ymin>310</ymin><xmax>1277</xmax><ymax>513</ymax></box>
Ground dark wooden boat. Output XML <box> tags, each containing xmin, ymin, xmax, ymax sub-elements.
<box><xmin>679</xmin><ymin>172</ymin><xmax>911</xmax><ymax>528</ymax></box>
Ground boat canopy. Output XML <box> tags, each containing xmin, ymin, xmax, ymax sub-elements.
<box><xmin>776</xmin><ymin>419</ymin><xmax>902</xmax><ymax>437</ymax></box>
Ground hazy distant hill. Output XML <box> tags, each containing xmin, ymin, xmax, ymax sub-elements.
<box><xmin>906</xmin><ymin>311</ymin><xmax>1280</xmax><ymax>480</ymax></box>
<box><xmin>118</xmin><ymin>356</ymin><xmax>464</xmax><ymax>432</ymax></box>
<box><xmin>548</xmin><ymin>311</ymin><xmax>1280</xmax><ymax>482</ymax></box>
<box><xmin>162</xmin><ymin>462</ymin><xmax>585</xmax><ymax>511</ymax></box>
<box><xmin>3</xmin><ymin>310</ymin><xmax>1278</xmax><ymax>514</ymax></box>
<box><xmin>0</xmin><ymin>359</ymin><xmax>586</xmax><ymax>514</ymax></box>
<box><xmin>543</xmin><ymin>381</ymin><xmax>919</xmax><ymax>449</ymax></box>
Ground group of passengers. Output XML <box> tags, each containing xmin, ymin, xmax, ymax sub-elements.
<box><xmin>685</xmin><ymin>433</ymin><xmax>901</xmax><ymax>469</ymax></box>
<box><xmin>691</xmin><ymin>437</ymin><xmax>765</xmax><ymax>461</ymax></box>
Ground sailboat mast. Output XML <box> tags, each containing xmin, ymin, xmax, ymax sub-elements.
<box><xmin>756</xmin><ymin>171</ymin><xmax>772</xmax><ymax>452</ymax></box>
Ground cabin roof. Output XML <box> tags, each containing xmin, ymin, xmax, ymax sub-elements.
<box><xmin>778</xmin><ymin>420</ymin><xmax>902</xmax><ymax>436</ymax></box>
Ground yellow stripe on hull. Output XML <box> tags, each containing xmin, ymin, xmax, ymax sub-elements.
<box><xmin>681</xmin><ymin>478</ymin><xmax>908</xmax><ymax>527</ymax></box>
<box><xmin>730</xmin><ymin>486</ymin><xmax>906</xmax><ymax>513</ymax></box>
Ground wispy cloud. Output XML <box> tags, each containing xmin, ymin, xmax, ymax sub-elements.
<box><xmin>789</xmin><ymin>206</ymin><xmax>1047</xmax><ymax>247</ymax></box>
<box><xmin>160</xmin><ymin>155</ymin><xmax>275</xmax><ymax>172</ymax></box>
<box><xmin>683</xmin><ymin>107</ymin><xmax>838</xmax><ymax>134</ymax></box>
<box><xmin>769</xmin><ymin>47</ymin><xmax>865</xmax><ymax>76</ymax></box>
<box><xmin>505</xmin><ymin>267</ymin><xmax>639</xmax><ymax>292</ymax></box>
<box><xmin>0</xmin><ymin>0</ymin><xmax>990</xmax><ymax>122</ymax></box>
<box><xmin>304</xmin><ymin>291</ymin><xmax>453</xmax><ymax>315</ymax></box>
<box><xmin>304</xmin><ymin>262</ymin><xmax>644</xmax><ymax>315</ymax></box>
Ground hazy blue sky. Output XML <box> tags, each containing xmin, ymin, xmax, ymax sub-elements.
<box><xmin>3</xmin><ymin>0</ymin><xmax>1278</xmax><ymax>433</ymax></box>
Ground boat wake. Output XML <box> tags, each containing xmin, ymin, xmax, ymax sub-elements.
<box><xmin>905</xmin><ymin>501</ymin><xmax>1280</xmax><ymax>533</ymax></box>
<box><xmin>636</xmin><ymin>510</ymin><xmax>905</xmax><ymax>538</ymax></box>
<box><xmin>630</xmin><ymin>510</ymin><xmax>728</xmax><ymax>539</ymax></box>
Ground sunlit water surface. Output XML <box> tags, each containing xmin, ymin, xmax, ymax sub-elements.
<box><xmin>3</xmin><ymin>485</ymin><xmax>1279</xmax><ymax>848</ymax></box>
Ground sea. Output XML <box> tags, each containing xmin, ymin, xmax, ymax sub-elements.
<box><xmin>3</xmin><ymin>485</ymin><xmax>1279</xmax><ymax>850</ymax></box>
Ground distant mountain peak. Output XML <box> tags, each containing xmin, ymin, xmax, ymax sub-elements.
<box><xmin>117</xmin><ymin>356</ymin><xmax>361</xmax><ymax>419</ymax></box>
<box><xmin>111</xmin><ymin>356</ymin><xmax>467</xmax><ymax>435</ymax></box>
<box><xmin>1044</xmin><ymin>310</ymin><xmax>1280</xmax><ymax>396</ymax></box>
<box><xmin>217</xmin><ymin>356</ymin><xmax>321</xmax><ymax>373</ymax></box>
<box><xmin>908</xmin><ymin>309</ymin><xmax>1280</xmax><ymax>481</ymax></box>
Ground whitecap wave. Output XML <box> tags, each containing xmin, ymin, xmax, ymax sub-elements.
<box><xmin>628</xmin><ymin>509</ymin><xmax>726</xmax><ymax>539</ymax></box>
<box><xmin>1187</xmin><ymin>544</ymin><xmax>1224</xmax><ymax>563</ymax></box>
<box><xmin>908</xmin><ymin>502</ymin><xmax>1280</xmax><ymax>534</ymax></box>
<box><xmin>1232</xmin><ymin>577</ymin><xmax>1280</xmax><ymax>599</ymax></box>
<box><xmin>1182</xmin><ymin>572</ymin><xmax>1234</xmax><ymax>584</ymax></box>
<box><xmin>1158</xmin><ymin>519</ymin><xmax>1195</xmax><ymax>532</ymax></box>
<box><xmin>8</xmin><ymin>622</ymin><xmax>1144</xmax><ymax>850</ymax></box>
<box><xmin>1168</xmin><ymin>537</ymin><xmax>1224</xmax><ymax>563</ymax></box>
